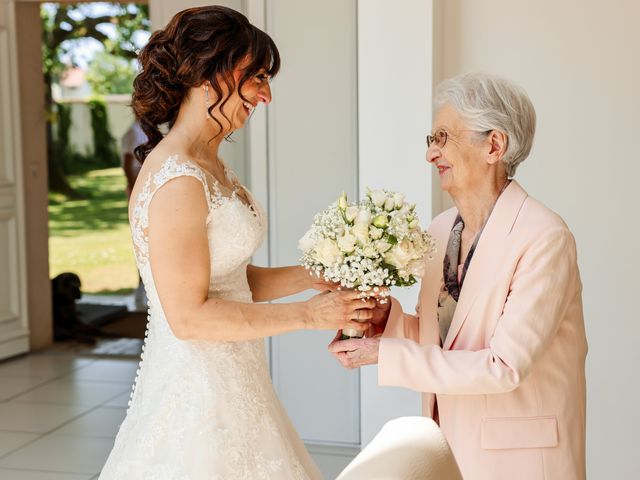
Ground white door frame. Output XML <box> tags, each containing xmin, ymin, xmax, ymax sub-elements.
<box><xmin>0</xmin><ymin>1</ymin><xmax>30</xmax><ymax>360</ymax></box>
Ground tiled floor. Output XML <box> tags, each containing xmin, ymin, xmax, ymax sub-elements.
<box><xmin>0</xmin><ymin>352</ymin><xmax>138</xmax><ymax>479</ymax></box>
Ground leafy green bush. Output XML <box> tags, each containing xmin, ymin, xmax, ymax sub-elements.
<box><xmin>88</xmin><ymin>98</ymin><xmax>120</xmax><ymax>168</ymax></box>
<box><xmin>53</xmin><ymin>102</ymin><xmax>73</xmax><ymax>170</ymax></box>
<box><xmin>51</xmin><ymin>99</ymin><xmax>121</xmax><ymax>175</ymax></box>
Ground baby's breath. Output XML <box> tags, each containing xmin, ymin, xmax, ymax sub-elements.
<box><xmin>298</xmin><ymin>189</ymin><xmax>436</xmax><ymax>298</ymax></box>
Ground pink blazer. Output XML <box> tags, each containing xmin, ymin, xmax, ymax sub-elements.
<box><xmin>378</xmin><ymin>181</ymin><xmax>587</xmax><ymax>480</ymax></box>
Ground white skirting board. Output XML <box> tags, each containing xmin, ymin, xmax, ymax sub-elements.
<box><xmin>307</xmin><ymin>443</ymin><xmax>360</xmax><ymax>480</ymax></box>
<box><xmin>0</xmin><ymin>333</ymin><xmax>28</xmax><ymax>361</ymax></box>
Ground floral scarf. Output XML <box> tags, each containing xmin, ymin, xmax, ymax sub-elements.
<box><xmin>436</xmin><ymin>182</ymin><xmax>510</xmax><ymax>344</ymax></box>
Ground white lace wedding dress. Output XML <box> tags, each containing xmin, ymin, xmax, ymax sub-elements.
<box><xmin>99</xmin><ymin>155</ymin><xmax>322</xmax><ymax>480</ymax></box>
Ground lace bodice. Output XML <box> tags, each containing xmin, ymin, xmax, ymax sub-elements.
<box><xmin>98</xmin><ymin>155</ymin><xmax>321</xmax><ymax>480</ymax></box>
<box><xmin>130</xmin><ymin>155</ymin><xmax>267</xmax><ymax>304</ymax></box>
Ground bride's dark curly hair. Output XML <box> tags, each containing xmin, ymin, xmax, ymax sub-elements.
<box><xmin>132</xmin><ymin>6</ymin><xmax>280</xmax><ymax>162</ymax></box>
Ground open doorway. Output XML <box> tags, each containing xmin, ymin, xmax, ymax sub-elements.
<box><xmin>43</xmin><ymin>2</ymin><xmax>151</xmax><ymax>355</ymax></box>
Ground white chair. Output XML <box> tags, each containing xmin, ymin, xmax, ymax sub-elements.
<box><xmin>336</xmin><ymin>417</ymin><xmax>463</xmax><ymax>480</ymax></box>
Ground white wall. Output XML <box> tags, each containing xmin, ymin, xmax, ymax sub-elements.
<box><xmin>440</xmin><ymin>1</ymin><xmax>640</xmax><ymax>477</ymax></box>
<box><xmin>60</xmin><ymin>100</ymin><xmax>136</xmax><ymax>156</ymax></box>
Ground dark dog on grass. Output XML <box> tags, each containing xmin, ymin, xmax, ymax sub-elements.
<box><xmin>51</xmin><ymin>272</ymin><xmax>117</xmax><ymax>343</ymax></box>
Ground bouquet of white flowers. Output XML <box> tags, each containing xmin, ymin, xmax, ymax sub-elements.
<box><xmin>299</xmin><ymin>189</ymin><xmax>436</xmax><ymax>338</ymax></box>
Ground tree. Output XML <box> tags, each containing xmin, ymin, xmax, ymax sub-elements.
<box><xmin>87</xmin><ymin>51</ymin><xmax>137</xmax><ymax>95</ymax></box>
<box><xmin>41</xmin><ymin>3</ymin><xmax>150</xmax><ymax>195</ymax></box>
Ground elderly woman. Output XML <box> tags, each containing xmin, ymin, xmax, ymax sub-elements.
<box><xmin>329</xmin><ymin>73</ymin><xmax>587</xmax><ymax>480</ymax></box>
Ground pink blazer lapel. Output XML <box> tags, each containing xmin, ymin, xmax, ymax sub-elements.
<box><xmin>442</xmin><ymin>181</ymin><xmax>529</xmax><ymax>350</ymax></box>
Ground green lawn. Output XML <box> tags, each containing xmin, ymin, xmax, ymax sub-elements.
<box><xmin>49</xmin><ymin>168</ymin><xmax>139</xmax><ymax>294</ymax></box>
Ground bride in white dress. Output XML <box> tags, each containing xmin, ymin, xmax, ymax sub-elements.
<box><xmin>98</xmin><ymin>6</ymin><xmax>375</xmax><ymax>479</ymax></box>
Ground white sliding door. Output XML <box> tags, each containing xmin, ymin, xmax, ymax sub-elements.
<box><xmin>265</xmin><ymin>0</ymin><xmax>360</xmax><ymax>447</ymax></box>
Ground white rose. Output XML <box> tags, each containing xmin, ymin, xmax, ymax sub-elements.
<box><xmin>384</xmin><ymin>240</ymin><xmax>415</xmax><ymax>269</ymax></box>
<box><xmin>352</xmin><ymin>223</ymin><xmax>370</xmax><ymax>245</ymax></box>
<box><xmin>355</xmin><ymin>208</ymin><xmax>372</xmax><ymax>226</ymax></box>
<box><xmin>362</xmin><ymin>245</ymin><xmax>377</xmax><ymax>258</ymax></box>
<box><xmin>408</xmin><ymin>259</ymin><xmax>425</xmax><ymax>277</ymax></box>
<box><xmin>298</xmin><ymin>230</ymin><xmax>317</xmax><ymax>252</ymax></box>
<box><xmin>315</xmin><ymin>238</ymin><xmax>341</xmax><ymax>267</ymax></box>
<box><xmin>345</xmin><ymin>205</ymin><xmax>359</xmax><ymax>223</ymax></box>
<box><xmin>369</xmin><ymin>226</ymin><xmax>383</xmax><ymax>240</ymax></box>
<box><xmin>411</xmin><ymin>233</ymin><xmax>425</xmax><ymax>251</ymax></box>
<box><xmin>409</xmin><ymin>219</ymin><xmax>419</xmax><ymax>229</ymax></box>
<box><xmin>369</xmin><ymin>189</ymin><xmax>386</xmax><ymax>208</ymax></box>
<box><xmin>337</xmin><ymin>231</ymin><xmax>357</xmax><ymax>253</ymax></box>
<box><xmin>384</xmin><ymin>197</ymin><xmax>395</xmax><ymax>212</ymax></box>
<box><xmin>374</xmin><ymin>240</ymin><xmax>393</xmax><ymax>254</ymax></box>
<box><xmin>400</xmin><ymin>238</ymin><xmax>417</xmax><ymax>256</ymax></box>
<box><xmin>393</xmin><ymin>193</ymin><xmax>405</xmax><ymax>208</ymax></box>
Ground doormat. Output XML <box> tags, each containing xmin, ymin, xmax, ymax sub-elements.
<box><xmin>77</xmin><ymin>303</ymin><xmax>129</xmax><ymax>327</ymax></box>
<box><xmin>47</xmin><ymin>337</ymin><xmax>143</xmax><ymax>358</ymax></box>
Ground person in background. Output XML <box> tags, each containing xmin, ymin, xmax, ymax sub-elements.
<box><xmin>121</xmin><ymin>119</ymin><xmax>148</xmax><ymax>310</ymax></box>
<box><xmin>121</xmin><ymin>119</ymin><xmax>147</xmax><ymax>200</ymax></box>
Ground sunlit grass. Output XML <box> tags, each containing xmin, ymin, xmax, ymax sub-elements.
<box><xmin>49</xmin><ymin>168</ymin><xmax>138</xmax><ymax>294</ymax></box>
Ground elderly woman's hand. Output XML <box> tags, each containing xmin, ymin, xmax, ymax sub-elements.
<box><xmin>328</xmin><ymin>330</ymin><xmax>381</xmax><ymax>369</ymax></box>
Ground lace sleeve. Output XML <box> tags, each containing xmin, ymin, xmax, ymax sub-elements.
<box><xmin>130</xmin><ymin>155</ymin><xmax>215</xmax><ymax>265</ymax></box>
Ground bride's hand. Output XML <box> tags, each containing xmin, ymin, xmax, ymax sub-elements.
<box><xmin>304</xmin><ymin>270</ymin><xmax>340</xmax><ymax>292</ymax></box>
<box><xmin>305</xmin><ymin>290</ymin><xmax>376</xmax><ymax>332</ymax></box>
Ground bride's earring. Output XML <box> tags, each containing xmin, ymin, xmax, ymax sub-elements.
<box><xmin>204</xmin><ymin>84</ymin><xmax>210</xmax><ymax>119</ymax></box>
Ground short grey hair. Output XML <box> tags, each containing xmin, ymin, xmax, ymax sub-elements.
<box><xmin>434</xmin><ymin>73</ymin><xmax>536</xmax><ymax>177</ymax></box>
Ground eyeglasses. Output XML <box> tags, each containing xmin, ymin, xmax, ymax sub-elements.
<box><xmin>426</xmin><ymin>130</ymin><xmax>448</xmax><ymax>148</ymax></box>
<box><xmin>426</xmin><ymin>129</ymin><xmax>491</xmax><ymax>148</ymax></box>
